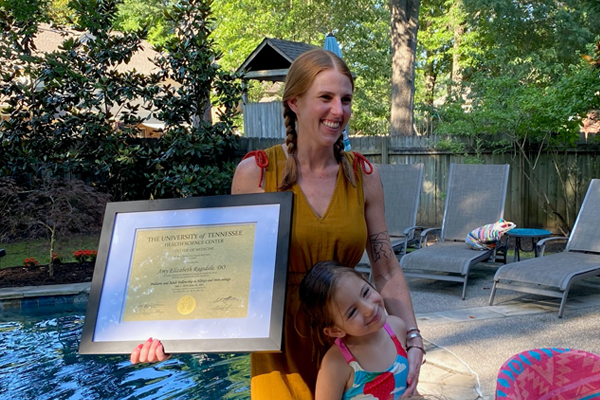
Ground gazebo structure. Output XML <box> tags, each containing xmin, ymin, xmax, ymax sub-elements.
<box><xmin>237</xmin><ymin>38</ymin><xmax>318</xmax><ymax>138</ymax></box>
<box><xmin>237</xmin><ymin>37</ymin><xmax>318</xmax><ymax>83</ymax></box>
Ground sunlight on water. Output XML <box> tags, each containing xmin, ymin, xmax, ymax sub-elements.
<box><xmin>0</xmin><ymin>304</ymin><xmax>250</xmax><ymax>400</ymax></box>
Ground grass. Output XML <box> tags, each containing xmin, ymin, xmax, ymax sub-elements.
<box><xmin>0</xmin><ymin>233</ymin><xmax>100</xmax><ymax>268</ymax></box>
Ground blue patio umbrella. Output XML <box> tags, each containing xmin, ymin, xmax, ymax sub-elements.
<box><xmin>324</xmin><ymin>33</ymin><xmax>351</xmax><ymax>151</ymax></box>
<box><xmin>324</xmin><ymin>33</ymin><xmax>342</xmax><ymax>56</ymax></box>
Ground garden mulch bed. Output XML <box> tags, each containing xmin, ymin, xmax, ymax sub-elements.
<box><xmin>0</xmin><ymin>262</ymin><xmax>95</xmax><ymax>289</ymax></box>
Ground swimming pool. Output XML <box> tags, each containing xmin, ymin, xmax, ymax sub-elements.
<box><xmin>0</xmin><ymin>303</ymin><xmax>250</xmax><ymax>400</ymax></box>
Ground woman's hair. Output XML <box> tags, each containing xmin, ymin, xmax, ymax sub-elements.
<box><xmin>279</xmin><ymin>49</ymin><xmax>355</xmax><ymax>190</ymax></box>
<box><xmin>299</xmin><ymin>260</ymin><xmax>370</xmax><ymax>345</ymax></box>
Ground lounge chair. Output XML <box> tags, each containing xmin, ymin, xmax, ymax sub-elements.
<box><xmin>400</xmin><ymin>163</ymin><xmax>510</xmax><ymax>299</ymax></box>
<box><xmin>356</xmin><ymin>163</ymin><xmax>424</xmax><ymax>280</ymax></box>
<box><xmin>489</xmin><ymin>179</ymin><xmax>600</xmax><ymax>317</ymax></box>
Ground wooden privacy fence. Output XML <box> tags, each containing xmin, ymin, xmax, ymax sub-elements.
<box><xmin>242</xmin><ymin>101</ymin><xmax>286</xmax><ymax>139</ymax></box>
<box><xmin>236</xmin><ymin>135</ymin><xmax>600</xmax><ymax>234</ymax></box>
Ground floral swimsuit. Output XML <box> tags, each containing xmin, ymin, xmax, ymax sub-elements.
<box><xmin>335</xmin><ymin>323</ymin><xmax>408</xmax><ymax>400</ymax></box>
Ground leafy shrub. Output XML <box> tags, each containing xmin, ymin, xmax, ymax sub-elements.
<box><xmin>0</xmin><ymin>177</ymin><xmax>28</xmax><ymax>242</ymax></box>
<box><xmin>0</xmin><ymin>177</ymin><xmax>109</xmax><ymax>242</ymax></box>
<box><xmin>72</xmin><ymin>249</ymin><xmax>97</xmax><ymax>263</ymax></box>
<box><xmin>24</xmin><ymin>258</ymin><xmax>39</xmax><ymax>267</ymax></box>
<box><xmin>52</xmin><ymin>252</ymin><xmax>63</xmax><ymax>264</ymax></box>
<box><xmin>0</xmin><ymin>0</ymin><xmax>242</xmax><ymax>202</ymax></box>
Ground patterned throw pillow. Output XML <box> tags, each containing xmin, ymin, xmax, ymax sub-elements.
<box><xmin>496</xmin><ymin>347</ymin><xmax>600</xmax><ymax>399</ymax></box>
<box><xmin>465</xmin><ymin>219</ymin><xmax>516</xmax><ymax>250</ymax></box>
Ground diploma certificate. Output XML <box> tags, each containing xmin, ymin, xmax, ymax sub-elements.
<box><xmin>79</xmin><ymin>192</ymin><xmax>292</xmax><ymax>355</ymax></box>
<box><xmin>123</xmin><ymin>224</ymin><xmax>255</xmax><ymax>321</ymax></box>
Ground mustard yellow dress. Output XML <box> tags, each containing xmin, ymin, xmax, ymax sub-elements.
<box><xmin>248</xmin><ymin>145</ymin><xmax>368</xmax><ymax>400</ymax></box>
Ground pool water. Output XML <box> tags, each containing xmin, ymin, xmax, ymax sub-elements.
<box><xmin>0</xmin><ymin>303</ymin><xmax>250</xmax><ymax>400</ymax></box>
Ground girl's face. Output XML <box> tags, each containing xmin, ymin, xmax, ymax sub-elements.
<box><xmin>324</xmin><ymin>273</ymin><xmax>386</xmax><ymax>339</ymax></box>
<box><xmin>287</xmin><ymin>68</ymin><xmax>353</xmax><ymax>147</ymax></box>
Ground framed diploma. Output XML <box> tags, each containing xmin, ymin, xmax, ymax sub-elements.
<box><xmin>79</xmin><ymin>192</ymin><xmax>293</xmax><ymax>355</ymax></box>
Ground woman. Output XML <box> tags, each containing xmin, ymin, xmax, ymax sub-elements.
<box><xmin>131</xmin><ymin>49</ymin><xmax>424</xmax><ymax>399</ymax></box>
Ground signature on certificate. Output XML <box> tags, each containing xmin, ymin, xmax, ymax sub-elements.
<box><xmin>210</xmin><ymin>296</ymin><xmax>244</xmax><ymax>312</ymax></box>
<box><xmin>132</xmin><ymin>303</ymin><xmax>164</xmax><ymax>316</ymax></box>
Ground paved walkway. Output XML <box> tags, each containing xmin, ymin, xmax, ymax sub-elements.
<box><xmin>416</xmin><ymin>296</ymin><xmax>600</xmax><ymax>399</ymax></box>
<box><xmin>2</xmin><ymin>268</ymin><xmax>600</xmax><ymax>400</ymax></box>
<box><xmin>411</xmin><ymin>266</ymin><xmax>600</xmax><ymax>399</ymax></box>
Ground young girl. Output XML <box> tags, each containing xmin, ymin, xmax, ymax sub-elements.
<box><xmin>300</xmin><ymin>261</ymin><xmax>421</xmax><ymax>400</ymax></box>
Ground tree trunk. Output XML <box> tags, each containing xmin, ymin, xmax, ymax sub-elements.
<box><xmin>450</xmin><ymin>0</ymin><xmax>464</xmax><ymax>96</ymax></box>
<box><xmin>424</xmin><ymin>49</ymin><xmax>435</xmax><ymax>106</ymax></box>
<box><xmin>423</xmin><ymin>49</ymin><xmax>436</xmax><ymax>135</ymax></box>
<box><xmin>451</xmin><ymin>23</ymin><xmax>464</xmax><ymax>90</ymax></box>
<box><xmin>390</xmin><ymin>0</ymin><xmax>421</xmax><ymax>136</ymax></box>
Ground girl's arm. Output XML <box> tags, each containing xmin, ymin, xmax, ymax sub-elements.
<box><xmin>315</xmin><ymin>347</ymin><xmax>351</xmax><ymax>400</ymax></box>
<box><xmin>362</xmin><ymin>165</ymin><xmax>423</xmax><ymax>397</ymax></box>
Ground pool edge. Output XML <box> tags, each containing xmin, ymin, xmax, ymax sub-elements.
<box><xmin>0</xmin><ymin>283</ymin><xmax>90</xmax><ymax>309</ymax></box>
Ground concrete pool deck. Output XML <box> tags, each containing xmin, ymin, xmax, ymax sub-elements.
<box><xmin>2</xmin><ymin>264</ymin><xmax>600</xmax><ymax>400</ymax></box>
<box><xmin>411</xmin><ymin>263</ymin><xmax>600</xmax><ymax>399</ymax></box>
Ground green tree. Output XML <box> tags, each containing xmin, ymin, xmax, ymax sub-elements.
<box><xmin>113</xmin><ymin>0</ymin><xmax>174</xmax><ymax>45</ymax></box>
<box><xmin>0</xmin><ymin>0</ymin><xmax>153</xmax><ymax>198</ymax></box>
<box><xmin>436</xmin><ymin>55</ymin><xmax>600</xmax><ymax>234</ymax></box>
<box><xmin>420</xmin><ymin>0</ymin><xmax>600</xmax><ymax>233</ymax></box>
<box><xmin>210</xmin><ymin>0</ymin><xmax>393</xmax><ymax>135</ymax></box>
<box><xmin>109</xmin><ymin>0</ymin><xmax>404</xmax><ymax>136</ymax></box>
<box><xmin>0</xmin><ymin>0</ymin><xmax>49</xmax><ymax>23</ymax></box>
<box><xmin>461</xmin><ymin>0</ymin><xmax>599</xmax><ymax>76</ymax></box>
<box><xmin>1</xmin><ymin>0</ymin><xmax>242</xmax><ymax>200</ymax></box>
<box><xmin>145</xmin><ymin>0</ymin><xmax>242</xmax><ymax>199</ymax></box>
<box><xmin>413</xmin><ymin>0</ymin><xmax>457</xmax><ymax>134</ymax></box>
<box><xmin>49</xmin><ymin>0</ymin><xmax>73</xmax><ymax>24</ymax></box>
<box><xmin>412</xmin><ymin>0</ymin><xmax>600</xmax><ymax>134</ymax></box>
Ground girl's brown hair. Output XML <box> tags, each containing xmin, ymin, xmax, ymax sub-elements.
<box><xmin>279</xmin><ymin>49</ymin><xmax>356</xmax><ymax>190</ymax></box>
<box><xmin>299</xmin><ymin>260</ymin><xmax>370</xmax><ymax>346</ymax></box>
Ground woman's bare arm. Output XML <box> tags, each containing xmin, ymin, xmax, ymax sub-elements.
<box><xmin>362</xmin><ymin>165</ymin><xmax>423</xmax><ymax>397</ymax></box>
<box><xmin>231</xmin><ymin>157</ymin><xmax>265</xmax><ymax>195</ymax></box>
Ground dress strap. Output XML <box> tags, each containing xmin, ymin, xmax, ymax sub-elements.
<box><xmin>242</xmin><ymin>150</ymin><xmax>269</xmax><ymax>188</ymax></box>
<box><xmin>384</xmin><ymin>322</ymin><xmax>407</xmax><ymax>357</ymax></box>
<box><xmin>334</xmin><ymin>337</ymin><xmax>356</xmax><ymax>364</ymax></box>
<box><xmin>383</xmin><ymin>322</ymin><xmax>394</xmax><ymax>336</ymax></box>
<box><xmin>352</xmin><ymin>151</ymin><xmax>374</xmax><ymax>181</ymax></box>
<box><xmin>336</xmin><ymin>323</ymin><xmax>407</xmax><ymax>365</ymax></box>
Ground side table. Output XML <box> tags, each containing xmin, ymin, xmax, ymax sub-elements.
<box><xmin>506</xmin><ymin>228</ymin><xmax>552</xmax><ymax>262</ymax></box>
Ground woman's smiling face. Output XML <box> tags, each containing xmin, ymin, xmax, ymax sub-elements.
<box><xmin>288</xmin><ymin>68</ymin><xmax>353</xmax><ymax>147</ymax></box>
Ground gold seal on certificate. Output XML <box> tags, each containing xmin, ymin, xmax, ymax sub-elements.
<box><xmin>177</xmin><ymin>295</ymin><xmax>196</xmax><ymax>315</ymax></box>
<box><xmin>122</xmin><ymin>223</ymin><xmax>255</xmax><ymax>322</ymax></box>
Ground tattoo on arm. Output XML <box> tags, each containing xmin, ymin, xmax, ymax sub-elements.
<box><xmin>368</xmin><ymin>231</ymin><xmax>393</xmax><ymax>262</ymax></box>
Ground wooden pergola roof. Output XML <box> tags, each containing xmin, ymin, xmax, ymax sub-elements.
<box><xmin>236</xmin><ymin>38</ymin><xmax>319</xmax><ymax>82</ymax></box>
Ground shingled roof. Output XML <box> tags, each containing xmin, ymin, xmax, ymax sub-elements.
<box><xmin>33</xmin><ymin>23</ymin><xmax>159</xmax><ymax>75</ymax></box>
<box><xmin>237</xmin><ymin>38</ymin><xmax>319</xmax><ymax>82</ymax></box>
